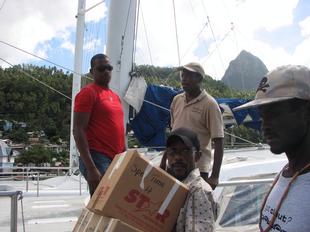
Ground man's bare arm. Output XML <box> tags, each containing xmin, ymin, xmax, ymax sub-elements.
<box><xmin>207</xmin><ymin>137</ymin><xmax>224</xmax><ymax>189</ymax></box>
<box><xmin>73</xmin><ymin>112</ymin><xmax>101</xmax><ymax>189</ymax></box>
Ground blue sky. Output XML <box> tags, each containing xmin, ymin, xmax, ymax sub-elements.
<box><xmin>0</xmin><ymin>0</ymin><xmax>310</xmax><ymax>80</ymax></box>
<box><xmin>254</xmin><ymin>0</ymin><xmax>310</xmax><ymax>54</ymax></box>
<box><xmin>33</xmin><ymin>16</ymin><xmax>107</xmax><ymax>74</ymax></box>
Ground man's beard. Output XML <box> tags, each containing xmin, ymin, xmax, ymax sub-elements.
<box><xmin>167</xmin><ymin>162</ymin><xmax>189</xmax><ymax>181</ymax></box>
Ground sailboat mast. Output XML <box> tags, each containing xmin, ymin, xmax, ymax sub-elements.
<box><xmin>106</xmin><ymin>0</ymin><xmax>137</xmax><ymax>147</ymax></box>
<box><xmin>69</xmin><ymin>0</ymin><xmax>86</xmax><ymax>173</ymax></box>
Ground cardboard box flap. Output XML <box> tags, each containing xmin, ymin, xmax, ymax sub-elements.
<box><xmin>108</xmin><ymin>151</ymin><xmax>127</xmax><ymax>179</ymax></box>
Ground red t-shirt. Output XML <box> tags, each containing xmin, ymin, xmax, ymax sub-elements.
<box><xmin>74</xmin><ymin>83</ymin><xmax>125</xmax><ymax>159</ymax></box>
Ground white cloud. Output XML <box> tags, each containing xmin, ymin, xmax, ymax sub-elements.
<box><xmin>84</xmin><ymin>39</ymin><xmax>102</xmax><ymax>52</ymax></box>
<box><xmin>61</xmin><ymin>41</ymin><xmax>75</xmax><ymax>54</ymax></box>
<box><xmin>0</xmin><ymin>0</ymin><xmax>107</xmax><ymax>67</ymax></box>
<box><xmin>299</xmin><ymin>16</ymin><xmax>310</xmax><ymax>37</ymax></box>
<box><xmin>135</xmin><ymin>0</ymin><xmax>306</xmax><ymax>79</ymax></box>
<box><xmin>0</xmin><ymin>0</ymin><xmax>309</xmax><ymax>82</ymax></box>
<box><xmin>293</xmin><ymin>37</ymin><xmax>310</xmax><ymax>65</ymax></box>
<box><xmin>85</xmin><ymin>0</ymin><xmax>108</xmax><ymax>23</ymax></box>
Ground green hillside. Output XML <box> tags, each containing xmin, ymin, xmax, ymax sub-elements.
<box><xmin>0</xmin><ymin>64</ymin><xmax>258</xmax><ymax>144</ymax></box>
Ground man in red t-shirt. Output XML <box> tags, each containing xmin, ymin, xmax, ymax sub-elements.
<box><xmin>73</xmin><ymin>54</ymin><xmax>125</xmax><ymax>195</ymax></box>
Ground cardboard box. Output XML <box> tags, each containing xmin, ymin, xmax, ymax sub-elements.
<box><xmin>73</xmin><ymin>208</ymin><xmax>142</xmax><ymax>232</ymax></box>
<box><xmin>72</xmin><ymin>208</ymin><xmax>89</xmax><ymax>231</ymax></box>
<box><xmin>87</xmin><ymin>150</ymin><xmax>189</xmax><ymax>232</ymax></box>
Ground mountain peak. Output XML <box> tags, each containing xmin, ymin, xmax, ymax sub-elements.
<box><xmin>221</xmin><ymin>50</ymin><xmax>268</xmax><ymax>91</ymax></box>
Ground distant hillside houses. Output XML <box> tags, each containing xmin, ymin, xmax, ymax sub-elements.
<box><xmin>0</xmin><ymin>119</ymin><xmax>69</xmax><ymax>170</ymax></box>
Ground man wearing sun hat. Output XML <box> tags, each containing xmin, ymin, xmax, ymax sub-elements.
<box><xmin>170</xmin><ymin>62</ymin><xmax>224</xmax><ymax>190</ymax></box>
<box><xmin>234</xmin><ymin>65</ymin><xmax>310</xmax><ymax>232</ymax></box>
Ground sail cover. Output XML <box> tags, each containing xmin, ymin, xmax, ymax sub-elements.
<box><xmin>129</xmin><ymin>85</ymin><xmax>261</xmax><ymax>148</ymax></box>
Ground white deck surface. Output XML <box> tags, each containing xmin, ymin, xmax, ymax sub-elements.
<box><xmin>0</xmin><ymin>175</ymin><xmax>89</xmax><ymax>232</ymax></box>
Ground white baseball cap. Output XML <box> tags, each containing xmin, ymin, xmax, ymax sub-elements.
<box><xmin>234</xmin><ymin>65</ymin><xmax>310</xmax><ymax>111</ymax></box>
<box><xmin>178</xmin><ymin>62</ymin><xmax>205</xmax><ymax>79</ymax></box>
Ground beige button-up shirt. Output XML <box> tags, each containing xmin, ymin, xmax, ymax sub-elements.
<box><xmin>170</xmin><ymin>91</ymin><xmax>224</xmax><ymax>172</ymax></box>
<box><xmin>176</xmin><ymin>168</ymin><xmax>215</xmax><ymax>232</ymax></box>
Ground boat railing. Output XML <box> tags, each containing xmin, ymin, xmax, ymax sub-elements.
<box><xmin>218</xmin><ymin>178</ymin><xmax>274</xmax><ymax>187</ymax></box>
<box><xmin>0</xmin><ymin>171</ymin><xmax>40</xmax><ymax>196</ymax></box>
<box><xmin>0</xmin><ymin>174</ymin><xmax>274</xmax><ymax>231</ymax></box>
<box><xmin>0</xmin><ymin>190</ymin><xmax>23</xmax><ymax>232</ymax></box>
<box><xmin>0</xmin><ymin>167</ymin><xmax>84</xmax><ymax>197</ymax></box>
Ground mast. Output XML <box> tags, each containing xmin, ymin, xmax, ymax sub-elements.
<box><xmin>106</xmin><ymin>0</ymin><xmax>137</xmax><ymax>146</ymax></box>
<box><xmin>69</xmin><ymin>0</ymin><xmax>86</xmax><ymax>173</ymax></box>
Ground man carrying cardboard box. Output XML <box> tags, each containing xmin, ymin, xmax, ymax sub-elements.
<box><xmin>87</xmin><ymin>148</ymin><xmax>189</xmax><ymax>232</ymax></box>
<box><xmin>160</xmin><ymin>127</ymin><xmax>216</xmax><ymax>232</ymax></box>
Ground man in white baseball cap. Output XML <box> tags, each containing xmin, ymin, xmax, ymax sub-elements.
<box><xmin>234</xmin><ymin>65</ymin><xmax>310</xmax><ymax>232</ymax></box>
<box><xmin>171</xmin><ymin>62</ymin><xmax>224</xmax><ymax>189</ymax></box>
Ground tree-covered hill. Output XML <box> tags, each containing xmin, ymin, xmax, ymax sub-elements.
<box><xmin>0</xmin><ymin>64</ymin><xmax>72</xmax><ymax>141</ymax></box>
<box><xmin>0</xmin><ymin>64</ymin><xmax>256</xmax><ymax>144</ymax></box>
<box><xmin>135</xmin><ymin>64</ymin><xmax>255</xmax><ymax>99</ymax></box>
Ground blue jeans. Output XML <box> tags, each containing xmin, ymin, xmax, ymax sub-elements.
<box><xmin>79</xmin><ymin>150</ymin><xmax>112</xmax><ymax>195</ymax></box>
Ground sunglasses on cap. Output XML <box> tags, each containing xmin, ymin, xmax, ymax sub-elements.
<box><xmin>95</xmin><ymin>64</ymin><xmax>113</xmax><ymax>72</ymax></box>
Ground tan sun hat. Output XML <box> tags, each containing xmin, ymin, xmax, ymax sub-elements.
<box><xmin>234</xmin><ymin>65</ymin><xmax>310</xmax><ymax>111</ymax></box>
<box><xmin>178</xmin><ymin>62</ymin><xmax>205</xmax><ymax>79</ymax></box>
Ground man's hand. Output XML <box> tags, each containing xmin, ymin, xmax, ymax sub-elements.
<box><xmin>87</xmin><ymin>168</ymin><xmax>102</xmax><ymax>195</ymax></box>
<box><xmin>206</xmin><ymin>176</ymin><xmax>219</xmax><ymax>190</ymax></box>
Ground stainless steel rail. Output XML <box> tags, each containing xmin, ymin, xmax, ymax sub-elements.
<box><xmin>0</xmin><ymin>191</ymin><xmax>23</xmax><ymax>232</ymax></box>
<box><xmin>0</xmin><ymin>171</ymin><xmax>40</xmax><ymax>196</ymax></box>
<box><xmin>0</xmin><ymin>169</ymin><xmax>85</xmax><ymax>197</ymax></box>
<box><xmin>218</xmin><ymin>178</ymin><xmax>274</xmax><ymax>187</ymax></box>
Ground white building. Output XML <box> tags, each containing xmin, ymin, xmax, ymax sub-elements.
<box><xmin>0</xmin><ymin>140</ymin><xmax>14</xmax><ymax>172</ymax></box>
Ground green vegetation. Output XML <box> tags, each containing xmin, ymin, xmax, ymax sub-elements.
<box><xmin>15</xmin><ymin>145</ymin><xmax>69</xmax><ymax>166</ymax></box>
<box><xmin>0</xmin><ymin>64</ymin><xmax>260</xmax><ymax>152</ymax></box>
<box><xmin>135</xmin><ymin>64</ymin><xmax>255</xmax><ymax>99</ymax></box>
<box><xmin>0</xmin><ymin>64</ymin><xmax>72</xmax><ymax>142</ymax></box>
<box><xmin>8</xmin><ymin>128</ymin><xmax>29</xmax><ymax>143</ymax></box>
<box><xmin>15</xmin><ymin>145</ymin><xmax>52</xmax><ymax>166</ymax></box>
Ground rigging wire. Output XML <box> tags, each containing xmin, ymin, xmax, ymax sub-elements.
<box><xmin>180</xmin><ymin>21</ymin><xmax>209</xmax><ymax>62</ymax></box>
<box><xmin>0</xmin><ymin>0</ymin><xmax>6</xmax><ymax>11</ymax></box>
<box><xmin>187</xmin><ymin>0</ymin><xmax>196</xmax><ymax>18</ymax></box>
<box><xmin>218</xmin><ymin>0</ymin><xmax>240</xmax><ymax>56</ymax></box>
<box><xmin>83</xmin><ymin>23</ymin><xmax>90</xmax><ymax>75</ymax></box>
<box><xmin>119</xmin><ymin>0</ymin><xmax>133</xmax><ymax>62</ymax></box>
<box><xmin>123</xmin><ymin>0</ymin><xmax>132</xmax><ymax>38</ymax></box>
<box><xmin>200</xmin><ymin>0</ymin><xmax>226</xmax><ymax>71</ymax></box>
<box><xmin>224</xmin><ymin>131</ymin><xmax>260</xmax><ymax>146</ymax></box>
<box><xmin>0</xmin><ymin>40</ymin><xmax>92</xmax><ymax>81</ymax></box>
<box><xmin>82</xmin><ymin>1</ymin><xmax>107</xmax><ymax>80</ymax></box>
<box><xmin>83</xmin><ymin>21</ymin><xmax>97</xmax><ymax>76</ymax></box>
<box><xmin>231</xmin><ymin>22</ymin><xmax>239</xmax><ymax>52</ymax></box>
<box><xmin>172</xmin><ymin>0</ymin><xmax>181</xmax><ymax>66</ymax></box>
<box><xmin>201</xmin><ymin>26</ymin><xmax>233</xmax><ymax>64</ymax></box>
<box><xmin>130</xmin><ymin>0</ymin><xmax>139</xmax><ymax>72</ymax></box>
<box><xmin>82</xmin><ymin>1</ymin><xmax>105</xmax><ymax>14</ymax></box>
<box><xmin>206</xmin><ymin>15</ymin><xmax>226</xmax><ymax>71</ymax></box>
<box><xmin>140</xmin><ymin>7</ymin><xmax>153</xmax><ymax>65</ymax></box>
<box><xmin>132</xmin><ymin>0</ymin><xmax>141</xmax><ymax>66</ymax></box>
<box><xmin>143</xmin><ymin>99</ymin><xmax>170</xmax><ymax>112</ymax></box>
<box><xmin>134</xmin><ymin>1</ymin><xmax>180</xmax><ymax>85</ymax></box>
<box><xmin>0</xmin><ymin>57</ymin><xmax>71</xmax><ymax>100</ymax></box>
